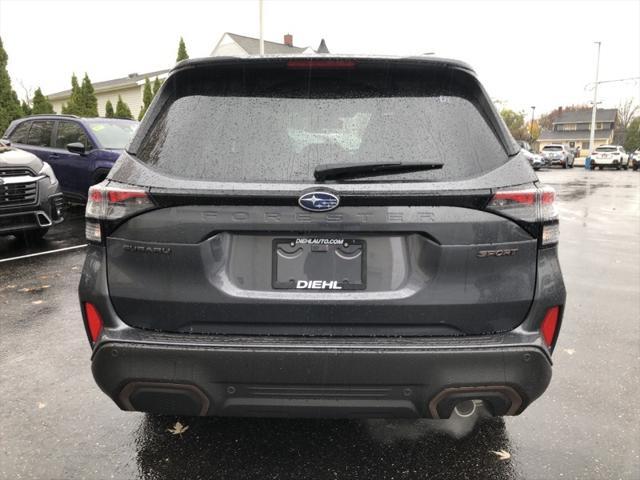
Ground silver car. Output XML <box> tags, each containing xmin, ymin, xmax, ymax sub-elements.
<box><xmin>541</xmin><ymin>144</ymin><xmax>574</xmax><ymax>169</ymax></box>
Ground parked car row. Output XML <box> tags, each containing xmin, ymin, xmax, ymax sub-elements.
<box><xmin>519</xmin><ymin>142</ymin><xmax>639</xmax><ymax>172</ymax></box>
<box><xmin>3</xmin><ymin>115</ymin><xmax>138</xmax><ymax>202</ymax></box>
<box><xmin>518</xmin><ymin>141</ymin><xmax>577</xmax><ymax>170</ymax></box>
<box><xmin>1</xmin><ymin>115</ymin><xmax>138</xmax><ymax>241</ymax></box>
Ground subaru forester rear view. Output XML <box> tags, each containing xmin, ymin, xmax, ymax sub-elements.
<box><xmin>79</xmin><ymin>56</ymin><xmax>566</xmax><ymax>419</ymax></box>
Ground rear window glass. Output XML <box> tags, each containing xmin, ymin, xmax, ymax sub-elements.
<box><xmin>595</xmin><ymin>147</ymin><xmax>617</xmax><ymax>152</ymax></box>
<box><xmin>543</xmin><ymin>146</ymin><xmax>562</xmax><ymax>151</ymax></box>
<box><xmin>135</xmin><ymin>62</ymin><xmax>508</xmax><ymax>183</ymax></box>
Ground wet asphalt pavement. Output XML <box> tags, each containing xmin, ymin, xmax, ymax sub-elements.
<box><xmin>1</xmin><ymin>169</ymin><xmax>639</xmax><ymax>479</ymax></box>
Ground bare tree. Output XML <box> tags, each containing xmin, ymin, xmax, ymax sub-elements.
<box><xmin>617</xmin><ymin>98</ymin><xmax>639</xmax><ymax>130</ymax></box>
<box><xmin>17</xmin><ymin>79</ymin><xmax>33</xmax><ymax>105</ymax></box>
<box><xmin>538</xmin><ymin>104</ymin><xmax>590</xmax><ymax>131</ymax></box>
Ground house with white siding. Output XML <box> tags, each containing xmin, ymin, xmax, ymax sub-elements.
<box><xmin>537</xmin><ymin>108</ymin><xmax>618</xmax><ymax>155</ymax></box>
<box><xmin>45</xmin><ymin>33</ymin><xmax>328</xmax><ymax>118</ymax></box>
<box><xmin>47</xmin><ymin>69</ymin><xmax>169</xmax><ymax>118</ymax></box>
<box><xmin>211</xmin><ymin>32</ymin><xmax>325</xmax><ymax>56</ymax></box>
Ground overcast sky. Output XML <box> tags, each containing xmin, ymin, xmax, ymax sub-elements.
<box><xmin>1</xmin><ymin>0</ymin><xmax>638</xmax><ymax>114</ymax></box>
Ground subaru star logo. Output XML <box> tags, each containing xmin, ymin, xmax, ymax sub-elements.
<box><xmin>298</xmin><ymin>191</ymin><xmax>340</xmax><ymax>212</ymax></box>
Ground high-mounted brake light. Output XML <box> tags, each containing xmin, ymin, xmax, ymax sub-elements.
<box><xmin>83</xmin><ymin>302</ymin><xmax>103</xmax><ymax>344</ymax></box>
<box><xmin>487</xmin><ymin>185</ymin><xmax>559</xmax><ymax>245</ymax></box>
<box><xmin>85</xmin><ymin>182</ymin><xmax>154</xmax><ymax>242</ymax></box>
<box><xmin>287</xmin><ymin>60</ymin><xmax>356</xmax><ymax>69</ymax></box>
<box><xmin>540</xmin><ymin>306</ymin><xmax>560</xmax><ymax>348</ymax></box>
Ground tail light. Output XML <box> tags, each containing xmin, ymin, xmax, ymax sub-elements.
<box><xmin>83</xmin><ymin>302</ymin><xmax>104</xmax><ymax>344</ymax></box>
<box><xmin>85</xmin><ymin>182</ymin><xmax>155</xmax><ymax>242</ymax></box>
<box><xmin>540</xmin><ymin>306</ymin><xmax>560</xmax><ymax>348</ymax></box>
<box><xmin>487</xmin><ymin>185</ymin><xmax>559</xmax><ymax>246</ymax></box>
<box><xmin>287</xmin><ymin>60</ymin><xmax>356</xmax><ymax>69</ymax></box>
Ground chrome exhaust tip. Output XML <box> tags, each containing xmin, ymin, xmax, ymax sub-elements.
<box><xmin>454</xmin><ymin>399</ymin><xmax>478</xmax><ymax>418</ymax></box>
<box><xmin>428</xmin><ymin>385</ymin><xmax>523</xmax><ymax>419</ymax></box>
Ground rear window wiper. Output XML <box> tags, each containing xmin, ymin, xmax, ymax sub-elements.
<box><xmin>314</xmin><ymin>162</ymin><xmax>443</xmax><ymax>182</ymax></box>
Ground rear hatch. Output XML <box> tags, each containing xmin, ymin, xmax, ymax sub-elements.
<box><xmin>592</xmin><ymin>147</ymin><xmax>618</xmax><ymax>163</ymax></box>
<box><xmin>97</xmin><ymin>57</ymin><xmax>542</xmax><ymax>337</ymax></box>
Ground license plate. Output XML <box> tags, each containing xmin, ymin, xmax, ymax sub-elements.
<box><xmin>272</xmin><ymin>238</ymin><xmax>366</xmax><ymax>290</ymax></box>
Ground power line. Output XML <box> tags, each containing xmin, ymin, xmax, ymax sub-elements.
<box><xmin>585</xmin><ymin>76</ymin><xmax>640</xmax><ymax>91</ymax></box>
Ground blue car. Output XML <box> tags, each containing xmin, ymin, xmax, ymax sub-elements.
<box><xmin>2</xmin><ymin>115</ymin><xmax>138</xmax><ymax>202</ymax></box>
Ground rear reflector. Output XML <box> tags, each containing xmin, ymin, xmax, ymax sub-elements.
<box><xmin>84</xmin><ymin>302</ymin><xmax>103</xmax><ymax>343</ymax></box>
<box><xmin>542</xmin><ymin>223</ymin><xmax>560</xmax><ymax>245</ymax></box>
<box><xmin>287</xmin><ymin>60</ymin><xmax>356</xmax><ymax>69</ymax></box>
<box><xmin>540</xmin><ymin>306</ymin><xmax>560</xmax><ymax>348</ymax></box>
<box><xmin>85</xmin><ymin>220</ymin><xmax>101</xmax><ymax>243</ymax></box>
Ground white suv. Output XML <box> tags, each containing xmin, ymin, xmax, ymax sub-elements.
<box><xmin>591</xmin><ymin>145</ymin><xmax>629</xmax><ymax>170</ymax></box>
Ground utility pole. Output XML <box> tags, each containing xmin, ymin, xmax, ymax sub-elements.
<box><xmin>259</xmin><ymin>0</ymin><xmax>264</xmax><ymax>56</ymax></box>
<box><xmin>588</xmin><ymin>42</ymin><xmax>601</xmax><ymax>153</ymax></box>
<box><xmin>530</xmin><ymin>106</ymin><xmax>536</xmax><ymax>141</ymax></box>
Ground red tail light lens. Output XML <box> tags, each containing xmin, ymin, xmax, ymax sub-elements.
<box><xmin>540</xmin><ymin>306</ymin><xmax>560</xmax><ymax>348</ymax></box>
<box><xmin>487</xmin><ymin>185</ymin><xmax>559</xmax><ymax>245</ymax></box>
<box><xmin>89</xmin><ymin>188</ymin><xmax>103</xmax><ymax>203</ymax></box>
<box><xmin>85</xmin><ymin>182</ymin><xmax>154</xmax><ymax>242</ymax></box>
<box><xmin>107</xmin><ymin>190</ymin><xmax>149</xmax><ymax>203</ymax></box>
<box><xmin>84</xmin><ymin>302</ymin><xmax>104</xmax><ymax>343</ymax></box>
<box><xmin>287</xmin><ymin>60</ymin><xmax>356</xmax><ymax>69</ymax></box>
<box><xmin>487</xmin><ymin>187</ymin><xmax>539</xmax><ymax>222</ymax></box>
<box><xmin>492</xmin><ymin>189</ymin><xmax>537</xmax><ymax>206</ymax></box>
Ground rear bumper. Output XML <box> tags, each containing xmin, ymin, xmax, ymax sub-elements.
<box><xmin>80</xmin><ymin>244</ymin><xmax>564</xmax><ymax>419</ymax></box>
<box><xmin>92</xmin><ymin>332</ymin><xmax>552</xmax><ymax>419</ymax></box>
<box><xmin>545</xmin><ymin>158</ymin><xmax>565</xmax><ymax>165</ymax></box>
<box><xmin>592</xmin><ymin>158</ymin><xmax>621</xmax><ymax>166</ymax></box>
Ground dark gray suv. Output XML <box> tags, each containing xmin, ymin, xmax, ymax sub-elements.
<box><xmin>79</xmin><ymin>56</ymin><xmax>566</xmax><ymax>420</ymax></box>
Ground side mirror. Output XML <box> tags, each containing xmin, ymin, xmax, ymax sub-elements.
<box><xmin>67</xmin><ymin>142</ymin><xmax>86</xmax><ymax>155</ymax></box>
<box><xmin>0</xmin><ymin>138</ymin><xmax>11</xmax><ymax>147</ymax></box>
